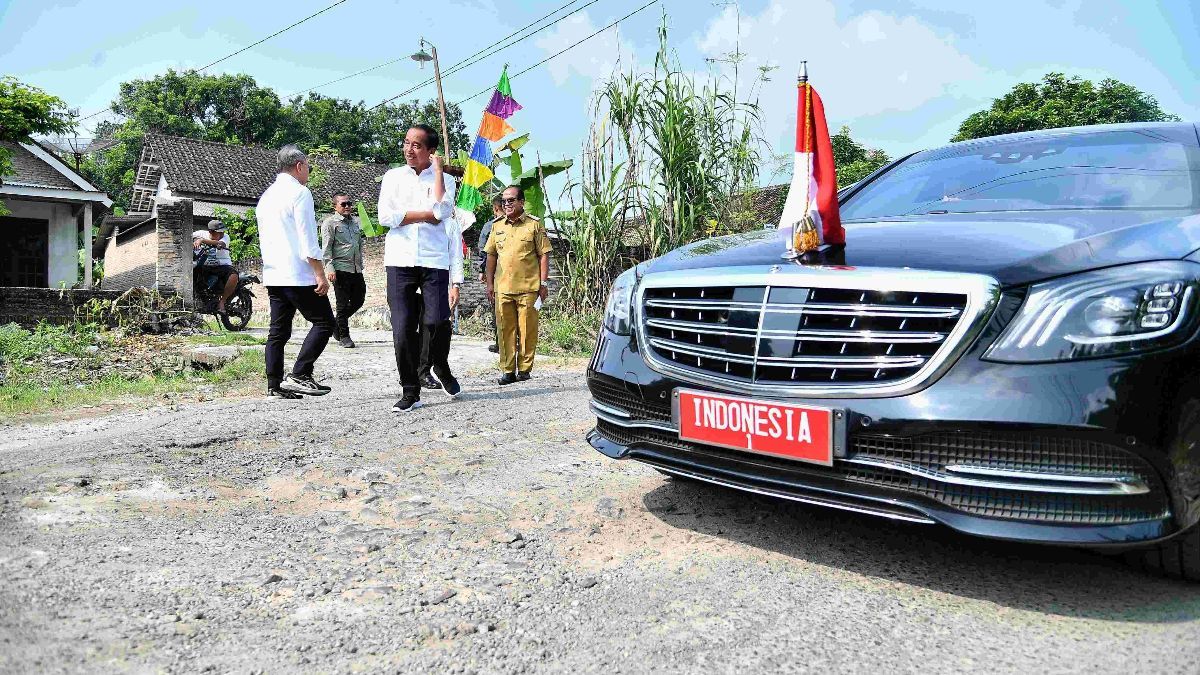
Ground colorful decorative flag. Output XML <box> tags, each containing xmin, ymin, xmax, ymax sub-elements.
<box><xmin>477</xmin><ymin>113</ymin><xmax>515</xmax><ymax>142</ymax></box>
<box><xmin>778</xmin><ymin>66</ymin><xmax>844</xmax><ymax>252</ymax></box>
<box><xmin>457</xmin><ymin>66</ymin><xmax>523</xmax><ymax>212</ymax></box>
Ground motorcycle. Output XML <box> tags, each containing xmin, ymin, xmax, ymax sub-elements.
<box><xmin>193</xmin><ymin>245</ymin><xmax>258</xmax><ymax>331</ymax></box>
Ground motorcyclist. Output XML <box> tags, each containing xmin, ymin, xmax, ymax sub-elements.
<box><xmin>192</xmin><ymin>218</ymin><xmax>240</xmax><ymax>315</ymax></box>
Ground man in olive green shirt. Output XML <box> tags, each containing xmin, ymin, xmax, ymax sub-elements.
<box><xmin>321</xmin><ymin>191</ymin><xmax>366</xmax><ymax>348</ymax></box>
<box><xmin>484</xmin><ymin>185</ymin><xmax>553</xmax><ymax>385</ymax></box>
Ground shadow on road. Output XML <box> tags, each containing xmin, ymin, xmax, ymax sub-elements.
<box><xmin>640</xmin><ymin>477</ymin><xmax>1200</xmax><ymax>624</ymax></box>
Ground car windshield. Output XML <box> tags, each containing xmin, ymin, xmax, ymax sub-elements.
<box><xmin>840</xmin><ymin>128</ymin><xmax>1200</xmax><ymax>220</ymax></box>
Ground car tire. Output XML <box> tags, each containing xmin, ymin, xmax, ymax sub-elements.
<box><xmin>1123</xmin><ymin>525</ymin><xmax>1200</xmax><ymax>581</ymax></box>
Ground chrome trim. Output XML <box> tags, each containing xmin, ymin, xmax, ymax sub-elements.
<box><xmin>646</xmin><ymin>317</ymin><xmax>946</xmax><ymax>343</ymax></box>
<box><xmin>636</xmin><ymin>265</ymin><xmax>1001</xmax><ymax>398</ymax></box>
<box><xmin>649</xmin><ymin>336</ymin><xmax>927</xmax><ymax>370</ymax></box>
<box><xmin>590</xmin><ymin>400</ymin><xmax>631</xmax><ymax>419</ymax></box>
<box><xmin>943</xmin><ymin>464</ymin><xmax>1149</xmax><ymax>495</ymax></box>
<box><xmin>644</xmin><ymin>462</ymin><xmax>937</xmax><ymax>524</ymax></box>
<box><xmin>590</xmin><ymin>402</ymin><xmax>677</xmax><ymax>433</ymax></box>
<box><xmin>645</xmin><ymin>298</ymin><xmax>962</xmax><ymax>318</ymax></box>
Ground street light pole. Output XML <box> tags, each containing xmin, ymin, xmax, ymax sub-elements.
<box><xmin>412</xmin><ymin>38</ymin><xmax>453</xmax><ymax>160</ymax></box>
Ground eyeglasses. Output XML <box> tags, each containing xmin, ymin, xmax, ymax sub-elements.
<box><xmin>500</xmin><ymin>198</ymin><xmax>521</xmax><ymax>205</ymax></box>
<box><xmin>337</xmin><ymin>201</ymin><xmax>353</xmax><ymax>207</ymax></box>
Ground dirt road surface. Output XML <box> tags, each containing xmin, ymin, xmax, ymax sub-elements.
<box><xmin>2</xmin><ymin>331</ymin><xmax>1198</xmax><ymax>673</ymax></box>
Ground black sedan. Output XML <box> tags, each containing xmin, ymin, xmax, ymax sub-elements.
<box><xmin>586</xmin><ymin>122</ymin><xmax>1200</xmax><ymax>580</ymax></box>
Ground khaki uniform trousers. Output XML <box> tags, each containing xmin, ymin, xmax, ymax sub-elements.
<box><xmin>497</xmin><ymin>291</ymin><xmax>539</xmax><ymax>373</ymax></box>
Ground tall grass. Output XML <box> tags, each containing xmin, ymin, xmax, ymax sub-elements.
<box><xmin>558</xmin><ymin>18</ymin><xmax>767</xmax><ymax>313</ymax></box>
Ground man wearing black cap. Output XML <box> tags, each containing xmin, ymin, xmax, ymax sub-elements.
<box><xmin>192</xmin><ymin>218</ymin><xmax>240</xmax><ymax>315</ymax></box>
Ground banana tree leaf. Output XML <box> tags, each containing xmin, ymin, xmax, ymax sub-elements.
<box><xmin>514</xmin><ymin>159</ymin><xmax>573</xmax><ymax>184</ymax></box>
<box><xmin>507</xmin><ymin>151</ymin><xmax>523</xmax><ymax>183</ymax></box>
<box><xmin>358</xmin><ymin>201</ymin><xmax>383</xmax><ymax>237</ymax></box>
<box><xmin>497</xmin><ymin>133</ymin><xmax>530</xmax><ymax>153</ymax></box>
<box><xmin>523</xmin><ymin>182</ymin><xmax>546</xmax><ymax>219</ymax></box>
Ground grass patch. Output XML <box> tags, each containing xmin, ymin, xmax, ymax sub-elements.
<box><xmin>0</xmin><ymin>351</ymin><xmax>264</xmax><ymax>417</ymax></box>
<box><xmin>0</xmin><ymin>321</ymin><xmax>264</xmax><ymax>419</ymax></box>
<box><xmin>183</xmin><ymin>331</ymin><xmax>265</xmax><ymax>347</ymax></box>
<box><xmin>456</xmin><ymin>306</ymin><xmax>600</xmax><ymax>358</ymax></box>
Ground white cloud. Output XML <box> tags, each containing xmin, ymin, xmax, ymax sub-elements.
<box><xmin>534</xmin><ymin>13</ymin><xmax>638</xmax><ymax>86</ymax></box>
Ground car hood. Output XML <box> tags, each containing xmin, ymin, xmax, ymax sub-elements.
<box><xmin>646</xmin><ymin>210</ymin><xmax>1200</xmax><ymax>286</ymax></box>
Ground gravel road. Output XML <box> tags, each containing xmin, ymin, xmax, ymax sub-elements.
<box><xmin>2</xmin><ymin>330</ymin><xmax>1198</xmax><ymax>673</ymax></box>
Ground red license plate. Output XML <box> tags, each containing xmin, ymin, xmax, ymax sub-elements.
<box><xmin>676</xmin><ymin>389</ymin><xmax>834</xmax><ymax>466</ymax></box>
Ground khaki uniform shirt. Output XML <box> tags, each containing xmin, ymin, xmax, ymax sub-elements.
<box><xmin>484</xmin><ymin>213</ymin><xmax>552</xmax><ymax>294</ymax></box>
<box><xmin>321</xmin><ymin>213</ymin><xmax>365</xmax><ymax>273</ymax></box>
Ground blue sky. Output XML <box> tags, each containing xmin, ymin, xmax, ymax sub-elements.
<box><xmin>2</xmin><ymin>0</ymin><xmax>1197</xmax><ymax>187</ymax></box>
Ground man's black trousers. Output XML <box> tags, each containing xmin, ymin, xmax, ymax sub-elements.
<box><xmin>332</xmin><ymin>271</ymin><xmax>366</xmax><ymax>341</ymax></box>
<box><xmin>265</xmin><ymin>285</ymin><xmax>336</xmax><ymax>390</ymax></box>
<box><xmin>386</xmin><ymin>266</ymin><xmax>450</xmax><ymax>396</ymax></box>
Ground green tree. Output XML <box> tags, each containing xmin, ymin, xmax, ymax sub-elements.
<box><xmin>79</xmin><ymin>69</ymin><xmax>467</xmax><ymax>209</ymax></box>
<box><xmin>362</xmin><ymin>99</ymin><xmax>469</xmax><ymax>164</ymax></box>
<box><xmin>0</xmin><ymin>76</ymin><xmax>76</xmax><ymax>214</ymax></box>
<box><xmin>952</xmin><ymin>72</ymin><xmax>1179</xmax><ymax>142</ymax></box>
<box><xmin>830</xmin><ymin>125</ymin><xmax>890</xmax><ymax>188</ymax></box>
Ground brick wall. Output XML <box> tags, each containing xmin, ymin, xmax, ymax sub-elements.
<box><xmin>0</xmin><ymin>288</ymin><xmax>123</xmax><ymax>328</ymax></box>
<box><xmin>155</xmin><ymin>198</ymin><xmax>194</xmax><ymax>303</ymax></box>
<box><xmin>101</xmin><ymin>197</ymin><xmax>194</xmax><ymax>306</ymax></box>
<box><xmin>103</xmin><ymin>224</ymin><xmax>157</xmax><ymax>290</ymax></box>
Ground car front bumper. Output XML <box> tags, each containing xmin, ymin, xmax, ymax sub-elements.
<box><xmin>586</xmin><ymin>318</ymin><xmax>1200</xmax><ymax>548</ymax></box>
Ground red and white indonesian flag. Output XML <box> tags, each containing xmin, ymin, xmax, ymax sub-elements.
<box><xmin>778</xmin><ymin>76</ymin><xmax>845</xmax><ymax>250</ymax></box>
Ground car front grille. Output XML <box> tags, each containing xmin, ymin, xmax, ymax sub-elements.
<box><xmin>640</xmin><ymin>280</ymin><xmax>972</xmax><ymax>391</ymax></box>
<box><xmin>594</xmin><ymin>420</ymin><xmax>1169</xmax><ymax>526</ymax></box>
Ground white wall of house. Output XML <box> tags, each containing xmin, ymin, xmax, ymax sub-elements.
<box><xmin>4</xmin><ymin>198</ymin><xmax>79</xmax><ymax>287</ymax></box>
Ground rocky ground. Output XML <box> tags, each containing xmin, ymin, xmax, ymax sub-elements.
<box><xmin>1</xmin><ymin>330</ymin><xmax>1198</xmax><ymax>673</ymax></box>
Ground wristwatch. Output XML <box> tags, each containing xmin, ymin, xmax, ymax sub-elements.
<box><xmin>539</xmin><ymin>280</ymin><xmax>548</xmax><ymax>287</ymax></box>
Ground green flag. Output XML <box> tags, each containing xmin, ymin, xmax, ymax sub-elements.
<box><xmin>496</xmin><ymin>66</ymin><xmax>513</xmax><ymax>97</ymax></box>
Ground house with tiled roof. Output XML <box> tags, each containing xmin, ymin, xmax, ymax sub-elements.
<box><xmin>127</xmin><ymin>133</ymin><xmax>390</xmax><ymax>220</ymax></box>
<box><xmin>0</xmin><ymin>139</ymin><xmax>112</xmax><ymax>288</ymax></box>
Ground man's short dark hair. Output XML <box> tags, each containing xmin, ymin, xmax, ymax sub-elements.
<box><xmin>411</xmin><ymin>124</ymin><xmax>439</xmax><ymax>152</ymax></box>
<box><xmin>504</xmin><ymin>185</ymin><xmax>525</xmax><ymax>200</ymax></box>
<box><xmin>333</xmin><ymin>191</ymin><xmax>350</xmax><ymax>201</ymax></box>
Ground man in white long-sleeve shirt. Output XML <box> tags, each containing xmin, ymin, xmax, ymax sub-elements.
<box><xmin>378</xmin><ymin>124</ymin><xmax>461</xmax><ymax>412</ymax></box>
<box><xmin>256</xmin><ymin>145</ymin><xmax>336</xmax><ymax>399</ymax></box>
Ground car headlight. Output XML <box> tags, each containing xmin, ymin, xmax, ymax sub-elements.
<box><xmin>603</xmin><ymin>266</ymin><xmax>639</xmax><ymax>335</ymax></box>
<box><xmin>984</xmin><ymin>261</ymin><xmax>1200</xmax><ymax>363</ymax></box>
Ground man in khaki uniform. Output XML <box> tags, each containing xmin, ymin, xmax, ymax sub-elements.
<box><xmin>485</xmin><ymin>185</ymin><xmax>552</xmax><ymax>385</ymax></box>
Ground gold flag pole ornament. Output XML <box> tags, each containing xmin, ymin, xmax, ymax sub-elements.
<box><xmin>778</xmin><ymin>62</ymin><xmax>846</xmax><ymax>261</ymax></box>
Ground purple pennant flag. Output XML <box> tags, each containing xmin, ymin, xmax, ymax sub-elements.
<box><xmin>485</xmin><ymin>89</ymin><xmax>523</xmax><ymax>120</ymax></box>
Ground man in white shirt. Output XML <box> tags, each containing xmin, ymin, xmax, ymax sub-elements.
<box><xmin>191</xmin><ymin>218</ymin><xmax>239</xmax><ymax>314</ymax></box>
<box><xmin>377</xmin><ymin>124</ymin><xmax>461</xmax><ymax>412</ymax></box>
<box><xmin>256</xmin><ymin>145</ymin><xmax>336</xmax><ymax>400</ymax></box>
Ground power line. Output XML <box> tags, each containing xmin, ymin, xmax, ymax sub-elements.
<box><xmin>455</xmin><ymin>0</ymin><xmax>660</xmax><ymax>107</ymax></box>
<box><xmin>197</xmin><ymin>0</ymin><xmax>349</xmax><ymax>72</ymax></box>
<box><xmin>76</xmin><ymin>0</ymin><xmax>351</xmax><ymax>127</ymax></box>
<box><xmin>370</xmin><ymin>0</ymin><xmax>603</xmax><ymax>111</ymax></box>
<box><xmin>295</xmin><ymin>0</ymin><xmax>585</xmax><ymax>99</ymax></box>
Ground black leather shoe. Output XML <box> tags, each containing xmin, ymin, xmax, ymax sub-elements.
<box><xmin>497</xmin><ymin>372</ymin><xmax>518</xmax><ymax>386</ymax></box>
<box><xmin>517</xmin><ymin>371</ymin><xmax>531</xmax><ymax>381</ymax></box>
<box><xmin>338</xmin><ymin>337</ymin><xmax>356</xmax><ymax>348</ymax></box>
<box><xmin>420</xmin><ymin>374</ymin><xmax>442</xmax><ymax>390</ymax></box>
<box><xmin>487</xmin><ymin>344</ymin><xmax>499</xmax><ymax>353</ymax></box>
